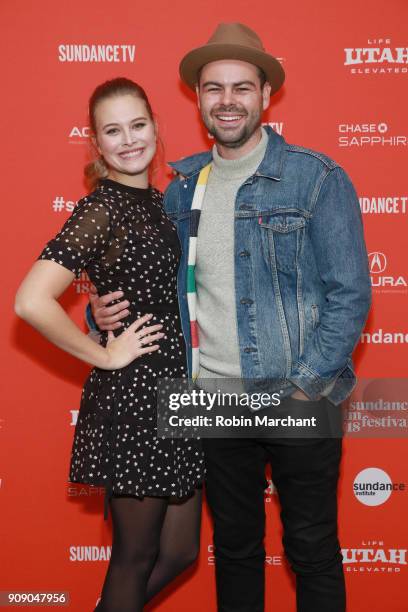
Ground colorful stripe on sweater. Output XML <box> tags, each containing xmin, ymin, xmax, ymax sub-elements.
<box><xmin>186</xmin><ymin>163</ymin><xmax>211</xmax><ymax>379</ymax></box>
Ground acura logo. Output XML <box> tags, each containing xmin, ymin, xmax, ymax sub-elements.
<box><xmin>368</xmin><ymin>252</ymin><xmax>387</xmax><ymax>274</ymax></box>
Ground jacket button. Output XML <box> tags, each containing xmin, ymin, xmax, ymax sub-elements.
<box><xmin>244</xmin><ymin>347</ymin><xmax>257</xmax><ymax>353</ymax></box>
<box><xmin>239</xmin><ymin>250</ymin><xmax>250</xmax><ymax>257</ymax></box>
<box><xmin>240</xmin><ymin>298</ymin><xmax>254</xmax><ymax>305</ymax></box>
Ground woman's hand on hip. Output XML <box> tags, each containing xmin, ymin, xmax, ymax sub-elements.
<box><xmin>102</xmin><ymin>313</ymin><xmax>164</xmax><ymax>369</ymax></box>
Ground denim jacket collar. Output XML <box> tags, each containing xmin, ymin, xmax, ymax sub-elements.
<box><xmin>168</xmin><ymin>125</ymin><xmax>285</xmax><ymax>180</ymax></box>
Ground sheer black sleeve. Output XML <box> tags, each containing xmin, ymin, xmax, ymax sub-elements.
<box><xmin>38</xmin><ymin>198</ymin><xmax>111</xmax><ymax>277</ymax></box>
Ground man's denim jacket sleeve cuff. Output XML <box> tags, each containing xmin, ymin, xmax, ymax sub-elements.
<box><xmin>288</xmin><ymin>360</ymin><xmax>344</xmax><ymax>400</ymax></box>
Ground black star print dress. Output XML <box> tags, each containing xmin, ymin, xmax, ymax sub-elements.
<box><xmin>39</xmin><ymin>178</ymin><xmax>204</xmax><ymax>517</ymax></box>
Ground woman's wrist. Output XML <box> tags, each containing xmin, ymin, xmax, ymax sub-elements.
<box><xmin>91</xmin><ymin>345</ymin><xmax>111</xmax><ymax>370</ymax></box>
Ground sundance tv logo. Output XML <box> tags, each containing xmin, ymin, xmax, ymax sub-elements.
<box><xmin>353</xmin><ymin>468</ymin><xmax>405</xmax><ymax>506</ymax></box>
<box><xmin>58</xmin><ymin>44</ymin><xmax>136</xmax><ymax>63</ymax></box>
<box><xmin>342</xmin><ymin>540</ymin><xmax>407</xmax><ymax>573</ymax></box>
<box><xmin>338</xmin><ymin>122</ymin><xmax>407</xmax><ymax>147</ymax></box>
<box><xmin>368</xmin><ymin>251</ymin><xmax>407</xmax><ymax>294</ymax></box>
<box><xmin>344</xmin><ymin>38</ymin><xmax>408</xmax><ymax>75</ymax></box>
<box><xmin>359</xmin><ymin>196</ymin><xmax>408</xmax><ymax>215</ymax></box>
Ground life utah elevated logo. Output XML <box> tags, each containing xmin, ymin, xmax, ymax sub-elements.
<box><xmin>344</xmin><ymin>37</ymin><xmax>408</xmax><ymax>75</ymax></box>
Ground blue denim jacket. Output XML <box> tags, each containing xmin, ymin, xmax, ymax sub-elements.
<box><xmin>164</xmin><ymin>126</ymin><xmax>371</xmax><ymax>405</ymax></box>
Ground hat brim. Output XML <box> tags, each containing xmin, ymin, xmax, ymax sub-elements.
<box><xmin>179</xmin><ymin>43</ymin><xmax>285</xmax><ymax>94</ymax></box>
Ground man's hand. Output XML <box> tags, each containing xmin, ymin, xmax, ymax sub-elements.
<box><xmin>89</xmin><ymin>284</ymin><xmax>130</xmax><ymax>331</ymax></box>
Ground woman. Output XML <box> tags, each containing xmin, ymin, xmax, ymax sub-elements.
<box><xmin>15</xmin><ymin>78</ymin><xmax>204</xmax><ymax>611</ymax></box>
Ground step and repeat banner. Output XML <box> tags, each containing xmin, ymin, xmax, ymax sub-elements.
<box><xmin>1</xmin><ymin>0</ymin><xmax>407</xmax><ymax>610</ymax></box>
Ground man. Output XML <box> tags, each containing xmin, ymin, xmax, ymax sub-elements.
<box><xmin>90</xmin><ymin>23</ymin><xmax>371</xmax><ymax>612</ymax></box>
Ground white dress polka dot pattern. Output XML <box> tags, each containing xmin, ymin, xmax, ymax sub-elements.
<box><xmin>39</xmin><ymin>179</ymin><xmax>205</xmax><ymax>514</ymax></box>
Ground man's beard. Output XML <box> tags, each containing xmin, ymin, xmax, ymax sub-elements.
<box><xmin>203</xmin><ymin>105</ymin><xmax>262</xmax><ymax>149</ymax></box>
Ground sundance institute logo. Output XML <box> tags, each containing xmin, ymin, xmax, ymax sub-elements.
<box><xmin>353</xmin><ymin>468</ymin><xmax>405</xmax><ymax>506</ymax></box>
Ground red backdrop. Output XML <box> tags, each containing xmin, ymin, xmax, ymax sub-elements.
<box><xmin>1</xmin><ymin>0</ymin><xmax>407</xmax><ymax>610</ymax></box>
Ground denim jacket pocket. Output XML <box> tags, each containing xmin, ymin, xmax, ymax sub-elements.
<box><xmin>260</xmin><ymin>214</ymin><xmax>306</xmax><ymax>272</ymax></box>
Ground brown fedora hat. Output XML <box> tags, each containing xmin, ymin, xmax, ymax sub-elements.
<box><xmin>179</xmin><ymin>22</ymin><xmax>285</xmax><ymax>94</ymax></box>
